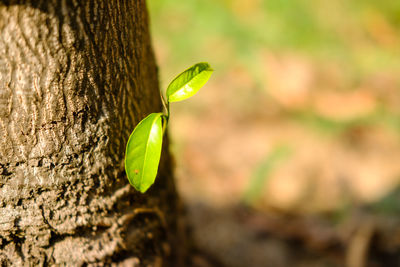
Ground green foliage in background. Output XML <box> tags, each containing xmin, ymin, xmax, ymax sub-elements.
<box><xmin>148</xmin><ymin>0</ymin><xmax>400</xmax><ymax>136</ymax></box>
<box><xmin>149</xmin><ymin>0</ymin><xmax>400</xmax><ymax>78</ymax></box>
<box><xmin>125</xmin><ymin>63</ymin><xmax>213</xmax><ymax>193</ymax></box>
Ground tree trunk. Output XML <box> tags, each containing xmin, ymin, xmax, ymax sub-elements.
<box><xmin>0</xmin><ymin>0</ymin><xmax>185</xmax><ymax>265</ymax></box>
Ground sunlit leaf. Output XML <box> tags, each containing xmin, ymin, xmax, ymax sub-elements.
<box><xmin>166</xmin><ymin>62</ymin><xmax>213</xmax><ymax>102</ymax></box>
<box><xmin>125</xmin><ymin>113</ymin><xmax>164</xmax><ymax>193</ymax></box>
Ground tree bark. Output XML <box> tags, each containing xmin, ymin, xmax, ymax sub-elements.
<box><xmin>0</xmin><ymin>0</ymin><xmax>184</xmax><ymax>265</ymax></box>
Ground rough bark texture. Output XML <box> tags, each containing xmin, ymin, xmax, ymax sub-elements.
<box><xmin>0</xmin><ymin>0</ymin><xmax>184</xmax><ymax>266</ymax></box>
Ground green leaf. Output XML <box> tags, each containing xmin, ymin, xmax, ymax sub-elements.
<box><xmin>166</xmin><ymin>62</ymin><xmax>213</xmax><ymax>102</ymax></box>
<box><xmin>125</xmin><ymin>113</ymin><xmax>164</xmax><ymax>193</ymax></box>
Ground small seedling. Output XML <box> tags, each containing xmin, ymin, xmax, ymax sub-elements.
<box><xmin>125</xmin><ymin>62</ymin><xmax>213</xmax><ymax>193</ymax></box>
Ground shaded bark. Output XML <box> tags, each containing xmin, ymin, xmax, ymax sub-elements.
<box><xmin>0</xmin><ymin>0</ymin><xmax>185</xmax><ymax>265</ymax></box>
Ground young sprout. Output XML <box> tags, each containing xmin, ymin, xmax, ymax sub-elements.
<box><xmin>125</xmin><ymin>62</ymin><xmax>213</xmax><ymax>193</ymax></box>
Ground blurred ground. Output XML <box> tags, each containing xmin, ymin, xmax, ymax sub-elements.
<box><xmin>148</xmin><ymin>0</ymin><xmax>400</xmax><ymax>266</ymax></box>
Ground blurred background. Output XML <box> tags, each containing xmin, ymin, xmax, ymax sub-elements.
<box><xmin>147</xmin><ymin>0</ymin><xmax>400</xmax><ymax>266</ymax></box>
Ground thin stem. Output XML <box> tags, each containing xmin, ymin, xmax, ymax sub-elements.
<box><xmin>166</xmin><ymin>102</ymin><xmax>170</xmax><ymax>122</ymax></box>
<box><xmin>160</xmin><ymin>92</ymin><xmax>169</xmax><ymax>134</ymax></box>
<box><xmin>160</xmin><ymin>93</ymin><xmax>168</xmax><ymax>115</ymax></box>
